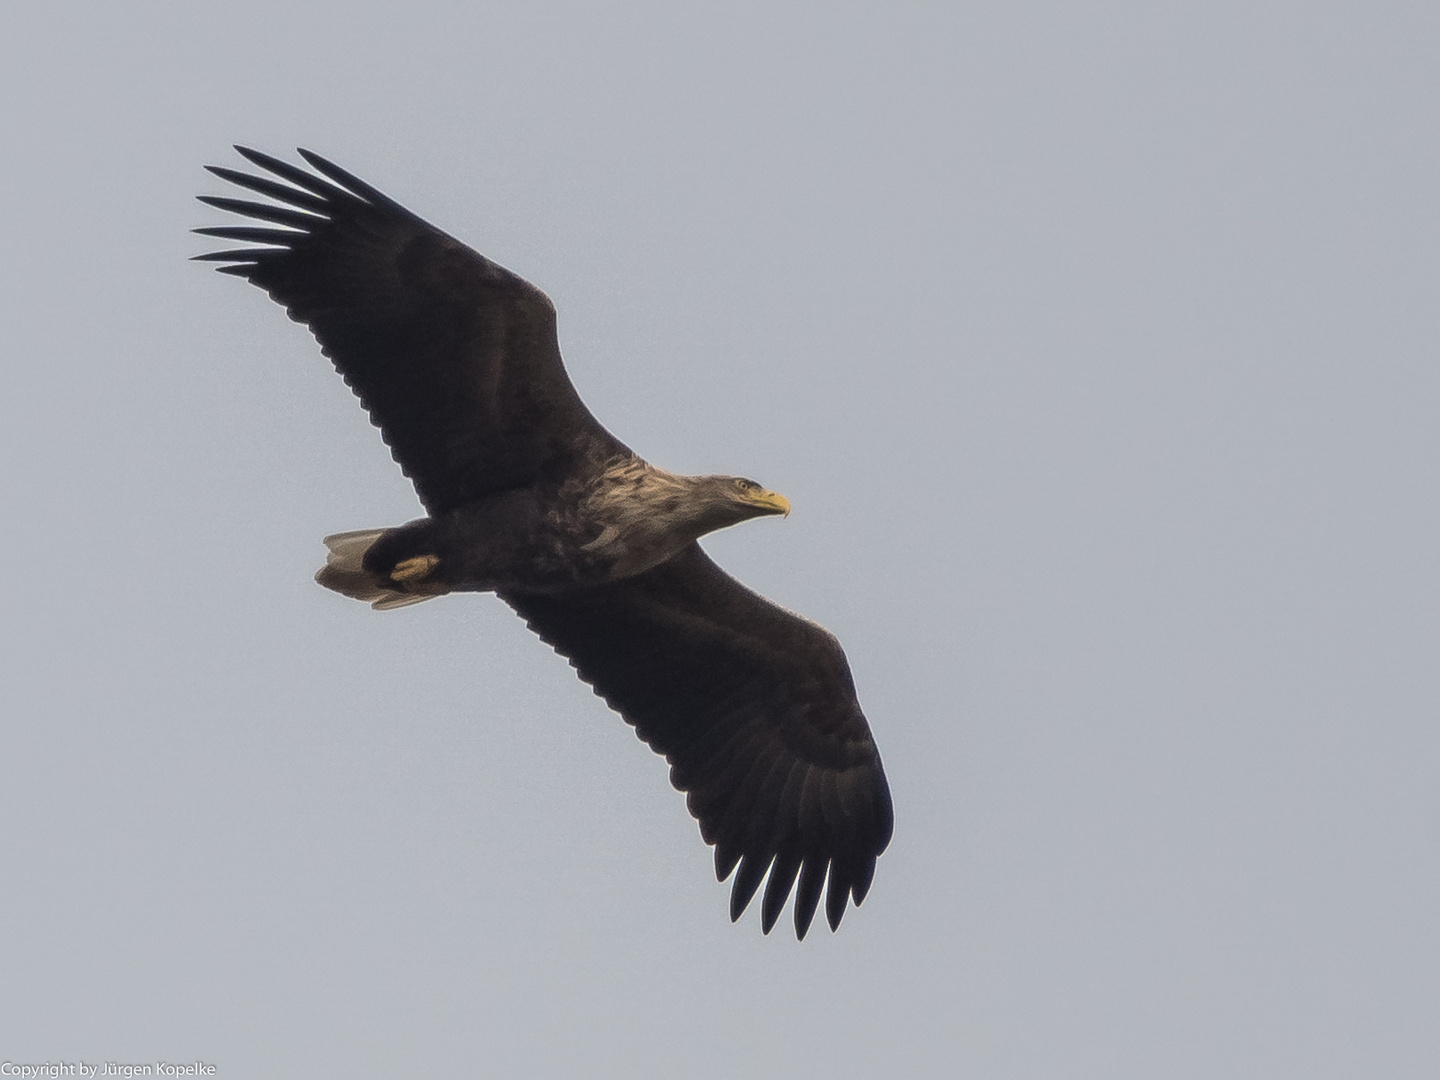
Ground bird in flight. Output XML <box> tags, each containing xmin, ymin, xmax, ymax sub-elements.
<box><xmin>195</xmin><ymin>147</ymin><xmax>893</xmax><ymax>938</ymax></box>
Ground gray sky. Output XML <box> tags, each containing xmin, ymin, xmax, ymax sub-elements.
<box><xmin>2</xmin><ymin>1</ymin><xmax>1437</xmax><ymax>1076</ymax></box>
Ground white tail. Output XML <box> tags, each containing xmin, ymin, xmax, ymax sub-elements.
<box><xmin>315</xmin><ymin>529</ymin><xmax>437</xmax><ymax>610</ymax></box>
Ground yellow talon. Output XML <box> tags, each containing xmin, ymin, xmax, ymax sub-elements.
<box><xmin>391</xmin><ymin>554</ymin><xmax>439</xmax><ymax>582</ymax></box>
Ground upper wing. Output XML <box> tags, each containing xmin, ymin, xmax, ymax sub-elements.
<box><xmin>195</xmin><ymin>147</ymin><xmax>624</xmax><ymax>514</ymax></box>
<box><xmin>502</xmin><ymin>543</ymin><xmax>893</xmax><ymax>939</ymax></box>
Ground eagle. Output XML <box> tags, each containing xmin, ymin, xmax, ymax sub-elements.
<box><xmin>195</xmin><ymin>147</ymin><xmax>893</xmax><ymax>938</ymax></box>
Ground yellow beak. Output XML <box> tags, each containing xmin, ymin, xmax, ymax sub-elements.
<box><xmin>749</xmin><ymin>489</ymin><xmax>791</xmax><ymax>517</ymax></box>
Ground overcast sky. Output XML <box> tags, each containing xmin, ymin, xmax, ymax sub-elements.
<box><xmin>2</xmin><ymin>2</ymin><xmax>1437</xmax><ymax>1077</ymax></box>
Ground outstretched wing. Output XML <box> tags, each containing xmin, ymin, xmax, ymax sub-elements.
<box><xmin>502</xmin><ymin>543</ymin><xmax>893</xmax><ymax>939</ymax></box>
<box><xmin>195</xmin><ymin>147</ymin><xmax>624</xmax><ymax>513</ymax></box>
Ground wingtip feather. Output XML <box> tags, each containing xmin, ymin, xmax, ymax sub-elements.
<box><xmin>729</xmin><ymin>852</ymin><xmax>771</xmax><ymax>922</ymax></box>
<box><xmin>760</xmin><ymin>853</ymin><xmax>801</xmax><ymax>934</ymax></box>
<box><xmin>793</xmin><ymin>858</ymin><xmax>827</xmax><ymax>940</ymax></box>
